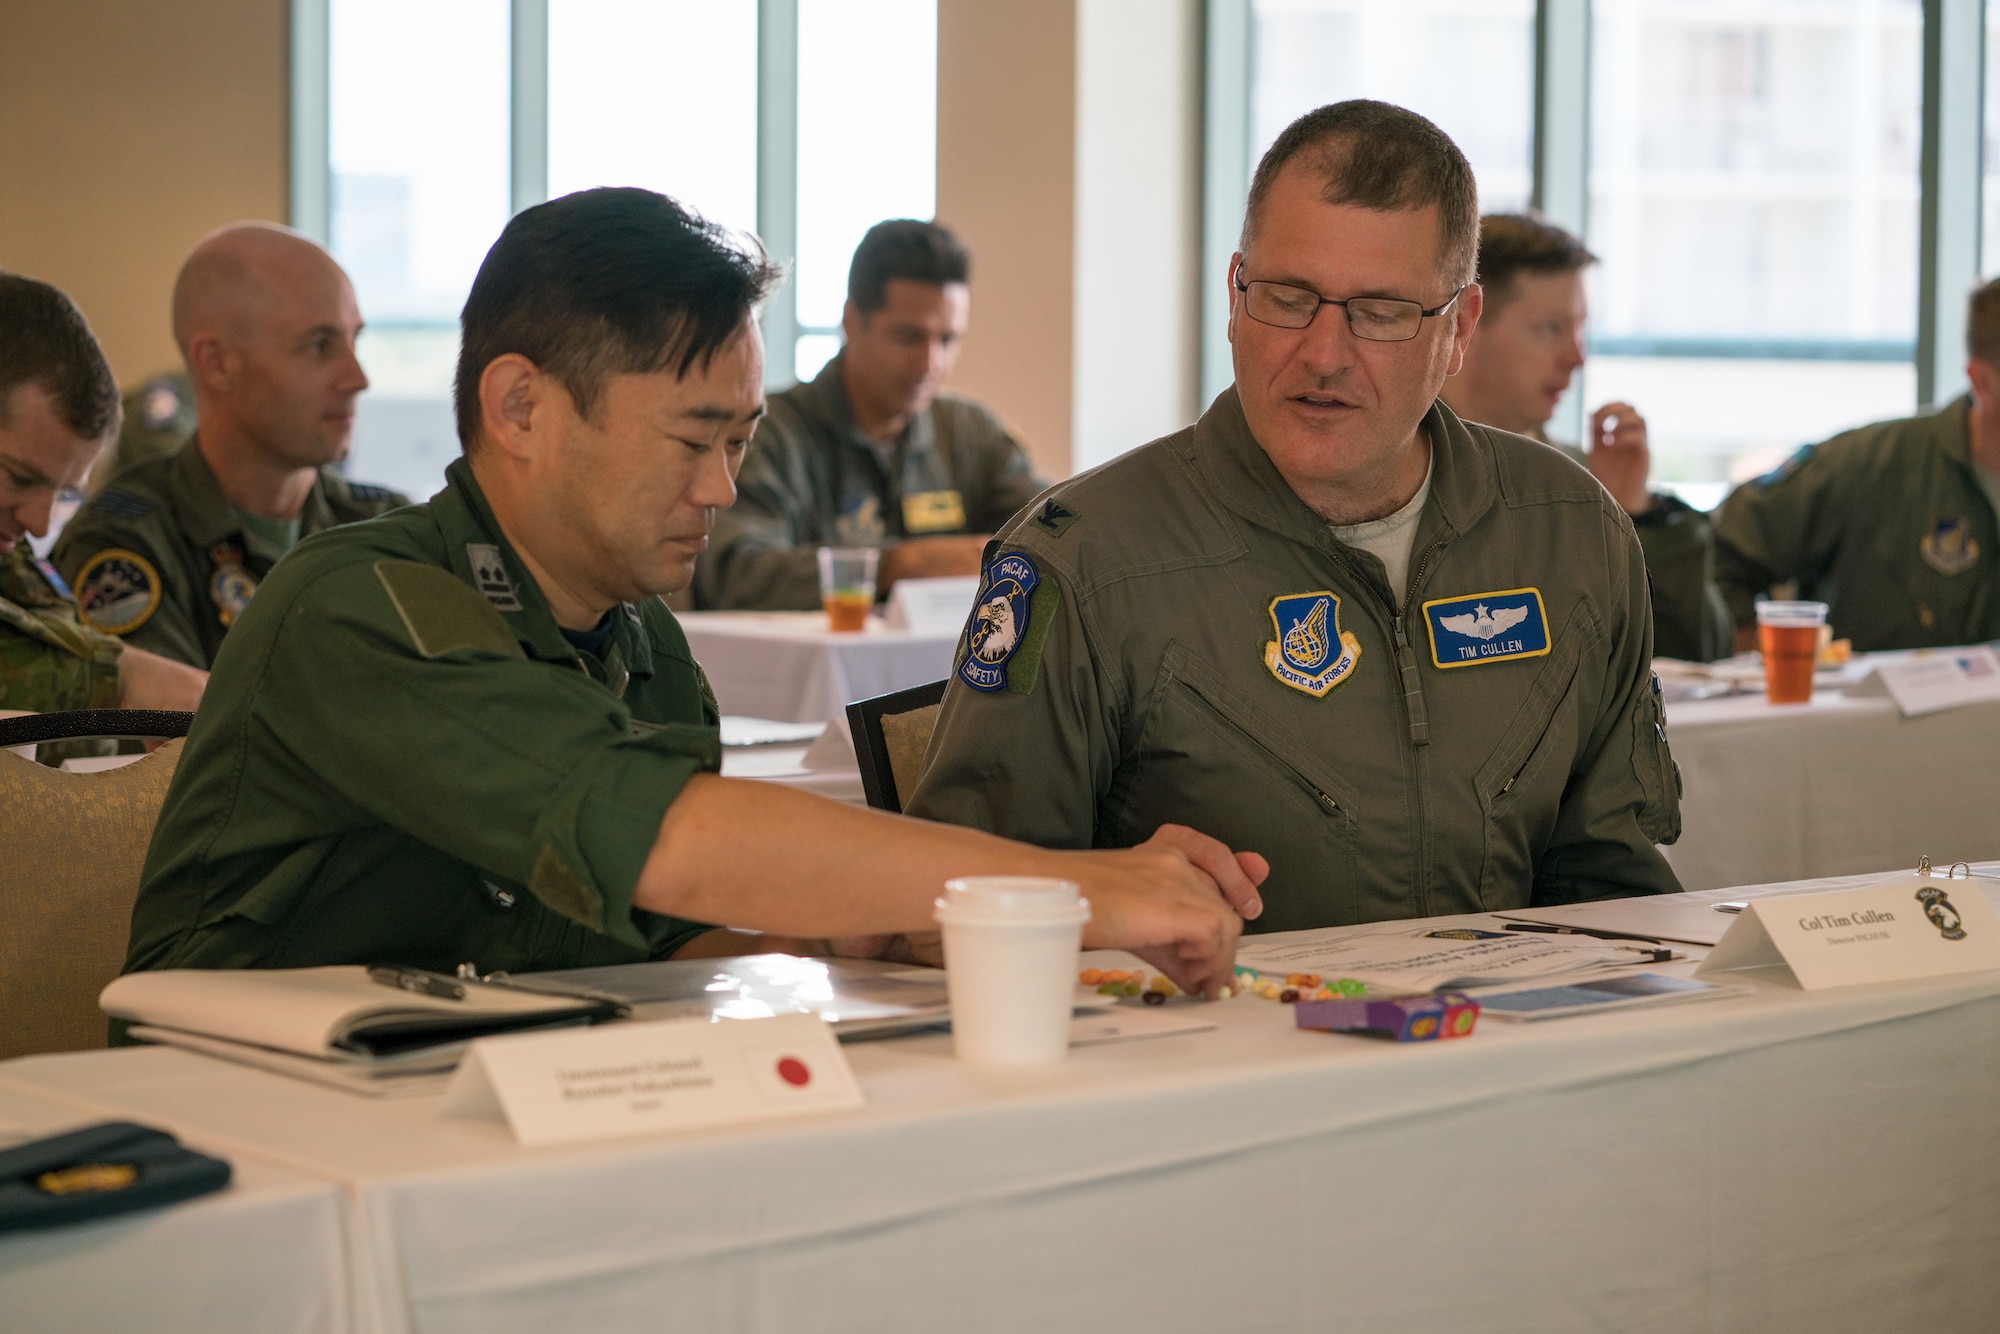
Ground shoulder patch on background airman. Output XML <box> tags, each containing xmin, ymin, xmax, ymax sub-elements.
<box><xmin>1032</xmin><ymin>497</ymin><xmax>1080</xmax><ymax>536</ymax></box>
<box><xmin>139</xmin><ymin>376</ymin><xmax>188</xmax><ymax>430</ymax></box>
<box><xmin>375</xmin><ymin>560</ymin><xmax>524</xmax><ymax>660</ymax></box>
<box><xmin>957</xmin><ymin>552</ymin><xmax>1044</xmax><ymax>693</ymax></box>
<box><xmin>902</xmin><ymin>489</ymin><xmax>966</xmax><ymax>533</ymax></box>
<box><xmin>1919</xmin><ymin>517</ymin><xmax>1980</xmax><ymax>576</ymax></box>
<box><xmin>1755</xmin><ymin>443</ymin><xmax>1816</xmax><ymax>489</ymax></box>
<box><xmin>464</xmin><ymin>543</ymin><xmax>523</xmax><ymax>612</ymax></box>
<box><xmin>1423</xmin><ymin>587</ymin><xmax>1551</xmax><ymax>669</ymax></box>
<box><xmin>1263</xmin><ymin>591</ymin><xmax>1361</xmax><ymax>696</ymax></box>
<box><xmin>74</xmin><ymin>549</ymin><xmax>162</xmax><ymax>635</ymax></box>
<box><xmin>87</xmin><ymin>487</ymin><xmax>157</xmax><ymax>521</ymax></box>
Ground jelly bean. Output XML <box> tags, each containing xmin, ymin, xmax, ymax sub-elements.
<box><xmin>1142</xmin><ymin>990</ymin><xmax>1166</xmax><ymax>1006</ymax></box>
<box><xmin>1279</xmin><ymin>988</ymin><xmax>1299</xmax><ymax>1003</ymax></box>
<box><xmin>1079</xmin><ymin>968</ymin><xmax>1102</xmax><ymax>986</ymax></box>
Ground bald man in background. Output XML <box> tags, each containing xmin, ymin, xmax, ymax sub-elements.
<box><xmin>54</xmin><ymin>223</ymin><xmax>408</xmax><ymax>668</ymax></box>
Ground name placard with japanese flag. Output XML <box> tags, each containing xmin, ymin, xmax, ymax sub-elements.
<box><xmin>1697</xmin><ymin>874</ymin><xmax>2000</xmax><ymax>990</ymax></box>
<box><xmin>442</xmin><ymin>1012</ymin><xmax>863</xmax><ymax>1146</ymax></box>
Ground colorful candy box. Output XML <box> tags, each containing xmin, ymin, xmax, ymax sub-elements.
<box><xmin>1292</xmin><ymin>991</ymin><xmax>1479</xmax><ymax>1042</ymax></box>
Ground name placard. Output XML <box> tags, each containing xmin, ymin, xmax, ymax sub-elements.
<box><xmin>1851</xmin><ymin>647</ymin><xmax>2000</xmax><ymax>717</ymax></box>
<box><xmin>440</xmin><ymin>1013</ymin><xmax>864</xmax><ymax>1146</ymax></box>
<box><xmin>885</xmin><ymin>576</ymin><xmax>981</xmax><ymax>636</ymax></box>
<box><xmin>1697</xmin><ymin>874</ymin><xmax>2000</xmax><ymax>990</ymax></box>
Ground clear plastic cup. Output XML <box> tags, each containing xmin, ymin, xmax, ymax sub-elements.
<box><xmin>1756</xmin><ymin>600</ymin><xmax>1829</xmax><ymax>704</ymax></box>
<box><xmin>816</xmin><ymin>547</ymin><xmax>878</xmax><ymax>632</ymax></box>
<box><xmin>934</xmin><ymin>877</ymin><xmax>1091</xmax><ymax>1065</ymax></box>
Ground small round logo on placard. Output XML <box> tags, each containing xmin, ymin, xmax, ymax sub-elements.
<box><xmin>776</xmin><ymin>1056</ymin><xmax>811</xmax><ymax>1087</ymax></box>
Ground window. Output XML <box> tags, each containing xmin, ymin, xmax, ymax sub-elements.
<box><xmin>1586</xmin><ymin>0</ymin><xmax>1922</xmax><ymax>508</ymax></box>
<box><xmin>303</xmin><ymin>0</ymin><xmax>937</xmax><ymax>500</ymax></box>
<box><xmin>792</xmin><ymin>0</ymin><xmax>937</xmax><ymax>382</ymax></box>
<box><xmin>328</xmin><ymin>0</ymin><xmax>511</xmax><ymax>499</ymax></box>
<box><xmin>1249</xmin><ymin>0</ymin><xmax>1536</xmax><ymax>214</ymax></box>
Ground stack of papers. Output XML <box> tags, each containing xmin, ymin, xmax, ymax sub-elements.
<box><xmin>1237</xmin><ymin>928</ymin><xmax>1665</xmax><ymax>994</ymax></box>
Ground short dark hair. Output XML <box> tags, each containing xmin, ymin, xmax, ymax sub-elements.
<box><xmin>847</xmin><ymin>220</ymin><xmax>971</xmax><ymax>314</ymax></box>
<box><xmin>454</xmin><ymin>187</ymin><xmax>781</xmax><ymax>449</ymax></box>
<box><xmin>1241</xmin><ymin>100</ymin><xmax>1479</xmax><ymax>287</ymax></box>
<box><xmin>1969</xmin><ymin>277</ymin><xmax>2000</xmax><ymax>365</ymax></box>
<box><xmin>1476</xmin><ymin>214</ymin><xmax>1596</xmax><ymax>311</ymax></box>
<box><xmin>0</xmin><ymin>272</ymin><xmax>121</xmax><ymax>442</ymax></box>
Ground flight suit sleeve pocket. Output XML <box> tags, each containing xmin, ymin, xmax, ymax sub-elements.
<box><xmin>1631</xmin><ymin>674</ymin><xmax>1682</xmax><ymax>844</ymax></box>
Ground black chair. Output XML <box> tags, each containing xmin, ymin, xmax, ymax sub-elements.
<box><xmin>844</xmin><ymin>680</ymin><xmax>947</xmax><ymax>814</ymax></box>
<box><xmin>0</xmin><ymin>709</ymin><xmax>195</xmax><ymax>750</ymax></box>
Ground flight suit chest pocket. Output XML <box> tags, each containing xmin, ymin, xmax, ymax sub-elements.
<box><xmin>1128</xmin><ymin>642</ymin><xmax>1360</xmax><ymax>932</ymax></box>
<box><xmin>1471</xmin><ymin>604</ymin><xmax>1591</xmax><ymax>909</ymax></box>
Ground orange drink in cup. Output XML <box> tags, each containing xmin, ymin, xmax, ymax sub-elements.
<box><xmin>816</xmin><ymin>547</ymin><xmax>878</xmax><ymax>633</ymax></box>
<box><xmin>1756</xmin><ymin>600</ymin><xmax>1828</xmax><ymax>704</ymax></box>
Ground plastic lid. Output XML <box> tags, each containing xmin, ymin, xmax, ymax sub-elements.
<box><xmin>934</xmin><ymin>876</ymin><xmax>1090</xmax><ymax>925</ymax></box>
<box><xmin>1755</xmin><ymin>600</ymin><xmax>1828</xmax><ymax>626</ymax></box>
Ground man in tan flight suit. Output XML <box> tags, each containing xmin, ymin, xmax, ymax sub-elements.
<box><xmin>908</xmin><ymin>101</ymin><xmax>1684</xmax><ymax>933</ymax></box>
<box><xmin>1711</xmin><ymin>278</ymin><xmax>2000</xmax><ymax>652</ymax></box>
<box><xmin>54</xmin><ymin>224</ymin><xmax>407</xmax><ymax>669</ymax></box>
<box><xmin>695</xmin><ymin>219</ymin><xmax>1044</xmax><ymax>608</ymax></box>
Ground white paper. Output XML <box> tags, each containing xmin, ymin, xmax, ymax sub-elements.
<box><xmin>441</xmin><ymin>1012</ymin><xmax>864</xmax><ymax>1146</ymax></box>
<box><xmin>885</xmin><ymin>576</ymin><xmax>981</xmax><ymax>635</ymax></box>
<box><xmin>1698</xmin><ymin>874</ymin><xmax>2000</xmax><ymax>990</ymax></box>
<box><xmin>718</xmin><ymin>717</ymin><xmax>827</xmax><ymax>748</ymax></box>
<box><xmin>801</xmin><ymin>708</ymin><xmax>856</xmax><ymax>772</ymax></box>
<box><xmin>1851</xmin><ymin>648</ymin><xmax>2000</xmax><ymax>716</ymax></box>
<box><xmin>1067</xmin><ymin>1007</ymin><xmax>1217</xmax><ymax>1045</ymax></box>
<box><xmin>1236</xmin><ymin>928</ymin><xmax>1654</xmax><ymax>992</ymax></box>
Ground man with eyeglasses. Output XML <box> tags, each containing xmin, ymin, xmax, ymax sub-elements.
<box><xmin>0</xmin><ymin>273</ymin><xmax>208</xmax><ymax>718</ymax></box>
<box><xmin>906</xmin><ymin>101</ymin><xmax>1684</xmax><ymax>932</ymax></box>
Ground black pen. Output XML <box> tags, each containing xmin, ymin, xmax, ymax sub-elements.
<box><xmin>367</xmin><ymin>964</ymin><xmax>466</xmax><ymax>1001</ymax></box>
<box><xmin>1504</xmin><ymin>922</ymin><xmax>1666</xmax><ymax>946</ymax></box>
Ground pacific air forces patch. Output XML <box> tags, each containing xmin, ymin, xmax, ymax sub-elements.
<box><xmin>75</xmin><ymin>549</ymin><xmax>162</xmax><ymax>635</ymax></box>
<box><xmin>1263</xmin><ymin>591</ymin><xmax>1361</xmax><ymax>697</ymax></box>
<box><xmin>1423</xmin><ymin>587</ymin><xmax>1551</xmax><ymax>668</ymax></box>
<box><xmin>1920</xmin><ymin>517</ymin><xmax>1980</xmax><ymax>576</ymax></box>
<box><xmin>957</xmin><ymin>552</ymin><xmax>1042</xmax><ymax>692</ymax></box>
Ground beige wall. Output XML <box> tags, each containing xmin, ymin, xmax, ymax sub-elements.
<box><xmin>0</xmin><ymin>0</ymin><xmax>288</xmax><ymax>388</ymax></box>
<box><xmin>936</xmin><ymin>0</ymin><xmax>1077</xmax><ymax>482</ymax></box>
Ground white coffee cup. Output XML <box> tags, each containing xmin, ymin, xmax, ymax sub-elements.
<box><xmin>934</xmin><ymin>877</ymin><xmax>1091</xmax><ymax>1066</ymax></box>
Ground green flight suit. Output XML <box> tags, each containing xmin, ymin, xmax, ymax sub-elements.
<box><xmin>51</xmin><ymin>437</ymin><xmax>409</xmax><ymax>669</ymax></box>
<box><xmin>694</xmin><ymin>351</ymin><xmax>1046</xmax><ymax>609</ymax></box>
<box><xmin>906</xmin><ymin>391</ymin><xmax>1684</xmax><ymax>933</ymax></box>
<box><xmin>85</xmin><ymin>371</ymin><xmax>195</xmax><ymax>495</ymax></box>
<box><xmin>1712</xmin><ymin>397</ymin><xmax>2000</xmax><ymax>651</ymax></box>
<box><xmin>1548</xmin><ymin>440</ymin><xmax>1732</xmax><ymax>662</ymax></box>
<box><xmin>124</xmin><ymin>458</ymin><xmax>720</xmax><ymax>979</ymax></box>
<box><xmin>0</xmin><ymin>544</ymin><xmax>122</xmax><ymax>712</ymax></box>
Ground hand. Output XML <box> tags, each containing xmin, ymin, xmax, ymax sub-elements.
<box><xmin>878</xmin><ymin>535</ymin><xmax>991</xmax><ymax>593</ymax></box>
<box><xmin>115</xmin><ymin>646</ymin><xmax>208</xmax><ymax>712</ymax></box>
<box><xmin>1587</xmin><ymin>401</ymin><xmax>1653</xmax><ymax>515</ymax></box>
<box><xmin>1065</xmin><ymin>824</ymin><xmax>1268</xmax><ymax>998</ymax></box>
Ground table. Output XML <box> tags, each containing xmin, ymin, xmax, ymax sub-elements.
<box><xmin>678</xmin><ymin>611</ymin><xmax>957</xmax><ymax>723</ymax></box>
<box><xmin>1664</xmin><ymin>689</ymin><xmax>2000</xmax><ymax>890</ymax></box>
<box><xmin>4</xmin><ymin>868</ymin><xmax>1996</xmax><ymax>1333</ymax></box>
<box><xmin>0</xmin><ymin>1084</ymin><xmax>350</xmax><ymax>1334</ymax></box>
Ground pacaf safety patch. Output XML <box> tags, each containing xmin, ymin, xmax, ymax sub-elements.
<box><xmin>956</xmin><ymin>552</ymin><xmax>1047</xmax><ymax>693</ymax></box>
<box><xmin>74</xmin><ymin>548</ymin><xmax>162</xmax><ymax>635</ymax></box>
<box><xmin>1263</xmin><ymin>591</ymin><xmax>1361</xmax><ymax>697</ymax></box>
<box><xmin>1422</xmin><ymin>587</ymin><xmax>1552</xmax><ymax>669</ymax></box>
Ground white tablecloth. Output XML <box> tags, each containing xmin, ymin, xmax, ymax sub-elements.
<box><xmin>679</xmin><ymin>612</ymin><xmax>957</xmax><ymax>723</ymax></box>
<box><xmin>1664</xmin><ymin>691</ymin><xmax>2000</xmax><ymax>890</ymax></box>
<box><xmin>3</xmin><ymin>870</ymin><xmax>1997</xmax><ymax>1333</ymax></box>
<box><xmin>0</xmin><ymin>1085</ymin><xmax>350</xmax><ymax>1334</ymax></box>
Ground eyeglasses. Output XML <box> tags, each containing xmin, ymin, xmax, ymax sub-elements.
<box><xmin>1234</xmin><ymin>275</ymin><xmax>1466</xmax><ymax>342</ymax></box>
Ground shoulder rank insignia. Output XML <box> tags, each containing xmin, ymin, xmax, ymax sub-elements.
<box><xmin>88</xmin><ymin>487</ymin><xmax>157</xmax><ymax>521</ymax></box>
<box><xmin>1423</xmin><ymin>587</ymin><xmax>1551</xmax><ymax>668</ymax></box>
<box><xmin>958</xmin><ymin>552</ymin><xmax>1040</xmax><ymax>692</ymax></box>
<box><xmin>74</xmin><ymin>548</ymin><xmax>162</xmax><ymax>635</ymax></box>
<box><xmin>1033</xmin><ymin>497</ymin><xmax>1080</xmax><ymax>536</ymax></box>
<box><xmin>1920</xmin><ymin>517</ymin><xmax>1980</xmax><ymax>576</ymax></box>
<box><xmin>465</xmin><ymin>543</ymin><xmax>523</xmax><ymax>612</ymax></box>
<box><xmin>208</xmin><ymin>541</ymin><xmax>259</xmax><ymax>627</ymax></box>
<box><xmin>1263</xmin><ymin>591</ymin><xmax>1361</xmax><ymax>697</ymax></box>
